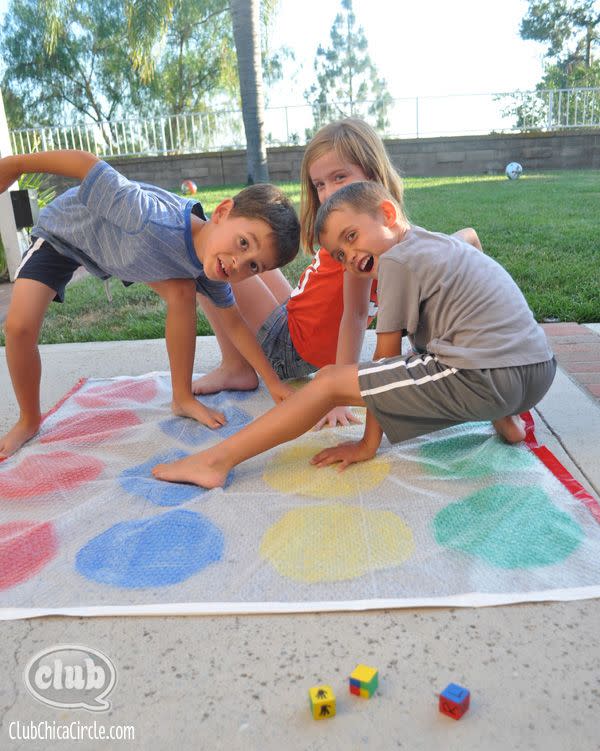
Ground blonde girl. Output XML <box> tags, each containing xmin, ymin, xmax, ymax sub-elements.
<box><xmin>193</xmin><ymin>118</ymin><xmax>479</xmax><ymax>429</ymax></box>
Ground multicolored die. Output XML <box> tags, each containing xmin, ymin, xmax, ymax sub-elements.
<box><xmin>439</xmin><ymin>683</ymin><xmax>470</xmax><ymax>720</ymax></box>
<box><xmin>308</xmin><ymin>685</ymin><xmax>336</xmax><ymax>720</ymax></box>
<box><xmin>349</xmin><ymin>664</ymin><xmax>378</xmax><ymax>698</ymax></box>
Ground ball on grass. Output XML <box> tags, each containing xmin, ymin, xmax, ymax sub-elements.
<box><xmin>181</xmin><ymin>179</ymin><xmax>197</xmax><ymax>195</ymax></box>
<box><xmin>505</xmin><ymin>162</ymin><xmax>523</xmax><ymax>180</ymax></box>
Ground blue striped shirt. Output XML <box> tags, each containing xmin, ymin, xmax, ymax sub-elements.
<box><xmin>32</xmin><ymin>161</ymin><xmax>234</xmax><ymax>307</ymax></box>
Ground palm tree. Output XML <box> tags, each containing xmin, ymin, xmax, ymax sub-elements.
<box><xmin>230</xmin><ymin>0</ymin><xmax>269</xmax><ymax>183</ymax></box>
<box><xmin>40</xmin><ymin>0</ymin><xmax>270</xmax><ymax>183</ymax></box>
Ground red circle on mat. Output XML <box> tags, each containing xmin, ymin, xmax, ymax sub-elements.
<box><xmin>40</xmin><ymin>409</ymin><xmax>141</xmax><ymax>444</ymax></box>
<box><xmin>0</xmin><ymin>521</ymin><xmax>58</xmax><ymax>589</ymax></box>
<box><xmin>74</xmin><ymin>379</ymin><xmax>158</xmax><ymax>408</ymax></box>
<box><xmin>0</xmin><ymin>451</ymin><xmax>104</xmax><ymax>499</ymax></box>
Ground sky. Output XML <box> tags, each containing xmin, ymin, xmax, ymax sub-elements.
<box><xmin>0</xmin><ymin>0</ymin><xmax>548</xmax><ymax>135</ymax></box>
<box><xmin>267</xmin><ymin>0</ymin><xmax>546</xmax><ymax>105</ymax></box>
<box><xmin>0</xmin><ymin>0</ymin><xmax>546</xmax><ymax>101</ymax></box>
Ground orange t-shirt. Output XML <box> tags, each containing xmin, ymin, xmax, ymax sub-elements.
<box><xmin>286</xmin><ymin>249</ymin><xmax>378</xmax><ymax>368</ymax></box>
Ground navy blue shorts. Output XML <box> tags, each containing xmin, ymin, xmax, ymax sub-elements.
<box><xmin>16</xmin><ymin>238</ymin><xmax>81</xmax><ymax>303</ymax></box>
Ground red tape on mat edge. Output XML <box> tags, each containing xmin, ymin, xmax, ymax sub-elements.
<box><xmin>521</xmin><ymin>411</ymin><xmax>600</xmax><ymax>524</ymax></box>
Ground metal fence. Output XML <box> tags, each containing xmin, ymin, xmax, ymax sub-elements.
<box><xmin>9</xmin><ymin>87</ymin><xmax>600</xmax><ymax>158</ymax></box>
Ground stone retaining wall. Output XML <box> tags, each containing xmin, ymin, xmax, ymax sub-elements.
<box><xmin>47</xmin><ymin>130</ymin><xmax>600</xmax><ymax>195</ymax></box>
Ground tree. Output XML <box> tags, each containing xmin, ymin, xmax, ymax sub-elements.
<box><xmin>146</xmin><ymin>0</ymin><xmax>239</xmax><ymax>116</ymax></box>
<box><xmin>1</xmin><ymin>0</ymin><xmax>152</xmax><ymax>133</ymax></box>
<box><xmin>520</xmin><ymin>0</ymin><xmax>600</xmax><ymax>89</ymax></box>
<box><xmin>305</xmin><ymin>0</ymin><xmax>392</xmax><ymax>135</ymax></box>
<box><xmin>130</xmin><ymin>0</ymin><xmax>271</xmax><ymax>181</ymax></box>
<box><xmin>230</xmin><ymin>0</ymin><xmax>268</xmax><ymax>182</ymax></box>
<box><xmin>34</xmin><ymin>0</ymin><xmax>274</xmax><ymax>184</ymax></box>
<box><xmin>520</xmin><ymin>0</ymin><xmax>600</xmax><ymax>71</ymax></box>
<box><xmin>506</xmin><ymin>1</ymin><xmax>600</xmax><ymax>129</ymax></box>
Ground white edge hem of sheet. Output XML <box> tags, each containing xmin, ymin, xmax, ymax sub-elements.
<box><xmin>3</xmin><ymin>585</ymin><xmax>600</xmax><ymax>620</ymax></box>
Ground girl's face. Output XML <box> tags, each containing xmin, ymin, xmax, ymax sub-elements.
<box><xmin>309</xmin><ymin>150</ymin><xmax>369</xmax><ymax>204</ymax></box>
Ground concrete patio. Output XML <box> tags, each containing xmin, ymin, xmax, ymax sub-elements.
<box><xmin>0</xmin><ymin>324</ymin><xmax>599</xmax><ymax>751</ymax></box>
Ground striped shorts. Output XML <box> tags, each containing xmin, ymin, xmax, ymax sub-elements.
<box><xmin>357</xmin><ymin>353</ymin><xmax>556</xmax><ymax>444</ymax></box>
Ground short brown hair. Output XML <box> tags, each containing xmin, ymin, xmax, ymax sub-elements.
<box><xmin>230</xmin><ymin>184</ymin><xmax>300</xmax><ymax>267</ymax></box>
<box><xmin>315</xmin><ymin>181</ymin><xmax>403</xmax><ymax>241</ymax></box>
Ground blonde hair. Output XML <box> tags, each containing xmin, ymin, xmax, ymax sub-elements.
<box><xmin>300</xmin><ymin>118</ymin><xmax>405</xmax><ymax>253</ymax></box>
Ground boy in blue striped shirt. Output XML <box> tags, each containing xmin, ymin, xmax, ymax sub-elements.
<box><xmin>0</xmin><ymin>149</ymin><xmax>300</xmax><ymax>457</ymax></box>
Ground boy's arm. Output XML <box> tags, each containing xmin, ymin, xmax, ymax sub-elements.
<box><xmin>311</xmin><ymin>330</ymin><xmax>403</xmax><ymax>470</ymax></box>
<box><xmin>314</xmin><ymin>272</ymin><xmax>372</xmax><ymax>429</ymax></box>
<box><xmin>357</xmin><ymin>330</ymin><xmax>403</xmax><ymax>452</ymax></box>
<box><xmin>210</xmin><ymin>303</ymin><xmax>293</xmax><ymax>403</ymax></box>
<box><xmin>147</xmin><ymin>279</ymin><xmax>226</xmax><ymax>429</ymax></box>
<box><xmin>0</xmin><ymin>150</ymin><xmax>99</xmax><ymax>193</ymax></box>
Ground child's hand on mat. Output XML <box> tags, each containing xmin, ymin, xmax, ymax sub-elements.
<box><xmin>310</xmin><ymin>439</ymin><xmax>376</xmax><ymax>471</ymax></box>
<box><xmin>313</xmin><ymin>406</ymin><xmax>363</xmax><ymax>431</ymax></box>
<box><xmin>171</xmin><ymin>396</ymin><xmax>227</xmax><ymax>429</ymax></box>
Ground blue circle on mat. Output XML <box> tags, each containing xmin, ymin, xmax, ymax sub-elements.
<box><xmin>75</xmin><ymin>509</ymin><xmax>224</xmax><ymax>588</ymax></box>
<box><xmin>159</xmin><ymin>405</ymin><xmax>253</xmax><ymax>446</ymax></box>
<box><xmin>200</xmin><ymin>390</ymin><xmax>256</xmax><ymax>404</ymax></box>
<box><xmin>119</xmin><ymin>449</ymin><xmax>232</xmax><ymax>505</ymax></box>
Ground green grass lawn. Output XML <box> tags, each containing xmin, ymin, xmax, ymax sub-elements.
<box><xmin>2</xmin><ymin>170</ymin><xmax>598</xmax><ymax>345</ymax></box>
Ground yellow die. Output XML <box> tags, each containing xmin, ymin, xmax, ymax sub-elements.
<box><xmin>308</xmin><ymin>685</ymin><xmax>336</xmax><ymax>720</ymax></box>
<box><xmin>349</xmin><ymin>664</ymin><xmax>379</xmax><ymax>699</ymax></box>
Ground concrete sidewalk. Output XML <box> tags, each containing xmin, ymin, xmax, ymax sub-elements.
<box><xmin>1</xmin><ymin>331</ymin><xmax>600</xmax><ymax>751</ymax></box>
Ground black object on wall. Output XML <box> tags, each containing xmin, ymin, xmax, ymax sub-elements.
<box><xmin>10</xmin><ymin>189</ymin><xmax>39</xmax><ymax>230</ymax></box>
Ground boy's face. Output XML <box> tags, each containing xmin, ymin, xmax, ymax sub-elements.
<box><xmin>319</xmin><ymin>203</ymin><xmax>397</xmax><ymax>279</ymax></box>
<box><xmin>200</xmin><ymin>201</ymin><xmax>277</xmax><ymax>283</ymax></box>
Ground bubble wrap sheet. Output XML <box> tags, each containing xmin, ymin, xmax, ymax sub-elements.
<box><xmin>1</xmin><ymin>373</ymin><xmax>599</xmax><ymax>620</ymax></box>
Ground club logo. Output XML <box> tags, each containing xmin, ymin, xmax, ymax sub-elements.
<box><xmin>24</xmin><ymin>645</ymin><xmax>117</xmax><ymax>712</ymax></box>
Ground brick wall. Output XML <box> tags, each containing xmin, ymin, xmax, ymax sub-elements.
<box><xmin>47</xmin><ymin>130</ymin><xmax>600</xmax><ymax>195</ymax></box>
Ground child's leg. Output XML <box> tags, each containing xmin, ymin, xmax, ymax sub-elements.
<box><xmin>491</xmin><ymin>359</ymin><xmax>557</xmax><ymax>444</ymax></box>
<box><xmin>256</xmin><ymin>269</ymin><xmax>293</xmax><ymax>305</ymax></box>
<box><xmin>154</xmin><ymin>363</ymin><xmax>364</xmax><ymax>487</ymax></box>
<box><xmin>0</xmin><ymin>279</ymin><xmax>56</xmax><ymax>457</ymax></box>
<box><xmin>194</xmin><ymin>273</ymin><xmax>289</xmax><ymax>394</ymax></box>
<box><xmin>452</xmin><ymin>227</ymin><xmax>483</xmax><ymax>251</ymax></box>
<box><xmin>492</xmin><ymin>416</ymin><xmax>526</xmax><ymax>443</ymax></box>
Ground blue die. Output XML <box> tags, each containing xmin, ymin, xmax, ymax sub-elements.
<box><xmin>439</xmin><ymin>683</ymin><xmax>470</xmax><ymax>719</ymax></box>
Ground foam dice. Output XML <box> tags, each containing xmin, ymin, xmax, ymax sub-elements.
<box><xmin>308</xmin><ymin>685</ymin><xmax>336</xmax><ymax>720</ymax></box>
<box><xmin>349</xmin><ymin>664</ymin><xmax>378</xmax><ymax>698</ymax></box>
<box><xmin>439</xmin><ymin>683</ymin><xmax>470</xmax><ymax>719</ymax></box>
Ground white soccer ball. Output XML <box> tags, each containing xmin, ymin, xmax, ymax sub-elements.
<box><xmin>505</xmin><ymin>162</ymin><xmax>523</xmax><ymax>180</ymax></box>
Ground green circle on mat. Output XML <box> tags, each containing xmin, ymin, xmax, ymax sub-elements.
<box><xmin>420</xmin><ymin>431</ymin><xmax>536</xmax><ymax>478</ymax></box>
<box><xmin>433</xmin><ymin>484</ymin><xmax>583</xmax><ymax>568</ymax></box>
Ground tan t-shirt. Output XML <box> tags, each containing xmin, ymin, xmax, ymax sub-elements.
<box><xmin>375</xmin><ymin>225</ymin><xmax>553</xmax><ymax>369</ymax></box>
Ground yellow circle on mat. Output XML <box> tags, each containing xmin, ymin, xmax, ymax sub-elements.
<box><xmin>263</xmin><ymin>440</ymin><xmax>390</xmax><ymax>498</ymax></box>
<box><xmin>260</xmin><ymin>504</ymin><xmax>415</xmax><ymax>583</ymax></box>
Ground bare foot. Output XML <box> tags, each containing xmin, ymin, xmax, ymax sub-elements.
<box><xmin>152</xmin><ymin>451</ymin><xmax>229</xmax><ymax>488</ymax></box>
<box><xmin>192</xmin><ymin>365</ymin><xmax>258</xmax><ymax>395</ymax></box>
<box><xmin>0</xmin><ymin>417</ymin><xmax>41</xmax><ymax>459</ymax></box>
<box><xmin>493</xmin><ymin>415</ymin><xmax>526</xmax><ymax>444</ymax></box>
<box><xmin>171</xmin><ymin>399</ymin><xmax>227</xmax><ymax>429</ymax></box>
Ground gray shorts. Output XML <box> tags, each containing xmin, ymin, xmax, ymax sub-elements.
<box><xmin>256</xmin><ymin>303</ymin><xmax>317</xmax><ymax>380</ymax></box>
<box><xmin>357</xmin><ymin>353</ymin><xmax>557</xmax><ymax>444</ymax></box>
